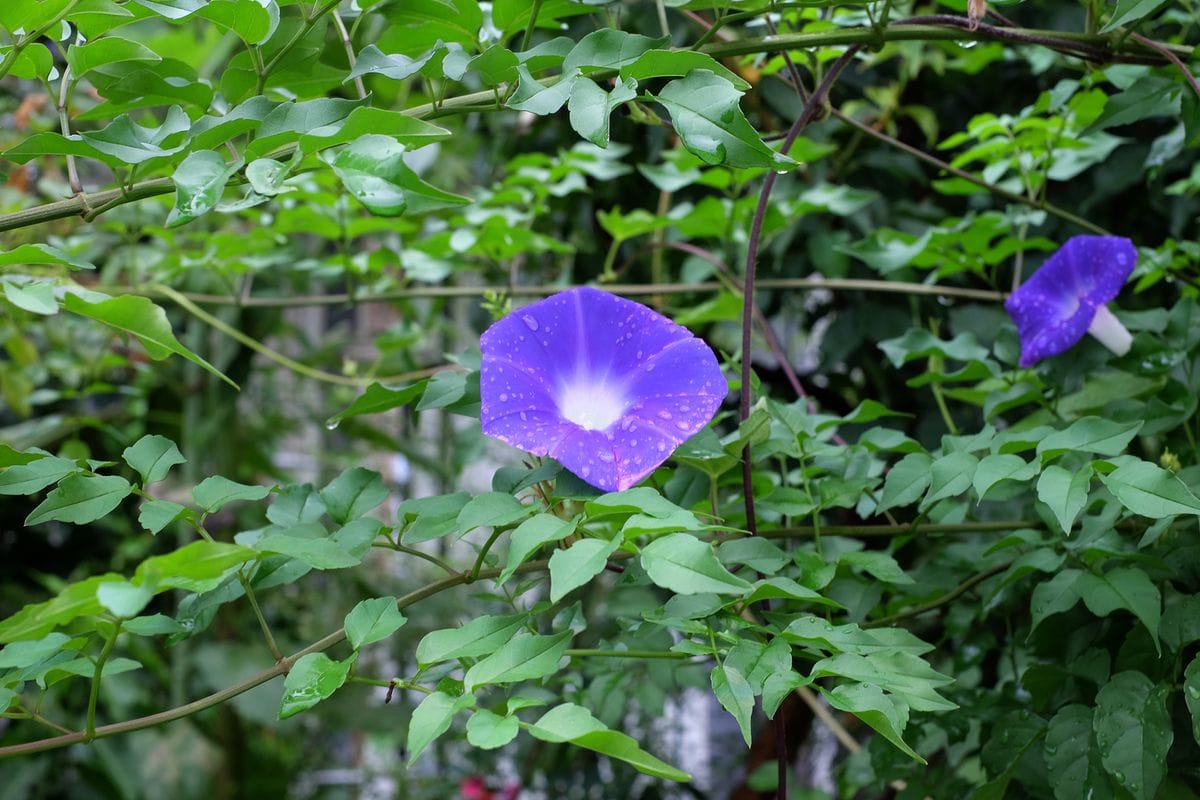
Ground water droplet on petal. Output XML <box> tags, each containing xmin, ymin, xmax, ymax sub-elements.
<box><xmin>499</xmin><ymin>393</ymin><xmax>509</xmax><ymax>401</ymax></box>
<box><xmin>522</xmin><ymin>315</ymin><xmax>539</xmax><ymax>331</ymax></box>
<box><xmin>598</xmin><ymin>451</ymin><xmax>615</xmax><ymax>463</ymax></box>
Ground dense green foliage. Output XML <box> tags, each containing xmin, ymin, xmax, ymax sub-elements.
<box><xmin>2</xmin><ymin>0</ymin><xmax>1200</xmax><ymax>798</ymax></box>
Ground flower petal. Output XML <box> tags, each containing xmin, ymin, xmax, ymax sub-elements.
<box><xmin>479</xmin><ymin>287</ymin><xmax>728</xmax><ymax>491</ymax></box>
<box><xmin>1004</xmin><ymin>235</ymin><xmax>1136</xmax><ymax>367</ymax></box>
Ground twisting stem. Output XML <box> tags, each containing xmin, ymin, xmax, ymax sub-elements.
<box><xmin>1129</xmin><ymin>31</ymin><xmax>1200</xmax><ymax>100</ymax></box>
<box><xmin>470</xmin><ymin>527</ymin><xmax>507</xmax><ymax>581</ymax></box>
<box><xmin>85</xmin><ymin>620</ymin><xmax>122</xmax><ymax>741</ymax></box>
<box><xmin>391</xmin><ymin>543</ymin><xmax>457</xmax><ymax>575</ymax></box>
<box><xmin>740</xmin><ymin>45</ymin><xmax>863</xmax><ymax>528</ymax></box>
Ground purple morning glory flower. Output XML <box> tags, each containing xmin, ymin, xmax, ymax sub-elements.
<box><xmin>480</xmin><ymin>287</ymin><xmax>727</xmax><ymax>491</ymax></box>
<box><xmin>1005</xmin><ymin>235</ymin><xmax>1137</xmax><ymax>368</ymax></box>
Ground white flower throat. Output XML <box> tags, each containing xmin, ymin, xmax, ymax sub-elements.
<box><xmin>558</xmin><ymin>381</ymin><xmax>626</xmax><ymax>431</ymax></box>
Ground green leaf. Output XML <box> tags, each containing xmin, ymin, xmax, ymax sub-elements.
<box><xmin>97</xmin><ymin>580</ymin><xmax>155</xmax><ymax>618</ymax></box>
<box><xmin>137</xmin><ymin>499</ymin><xmax>187</xmax><ymax>535</ymax></box>
<box><xmin>1030</xmin><ymin>569</ymin><xmax>1083</xmax><ymax>632</ymax></box>
<box><xmin>296</xmin><ymin>107</ymin><xmax>452</xmax><ymax>155</ymax></box>
<box><xmin>1101</xmin><ymin>0</ymin><xmax>1169</xmax><ymax>30</ymax></box>
<box><xmin>328</xmin><ymin>134</ymin><xmax>470</xmax><ymax>216</ymax></box>
<box><xmin>1037</xmin><ymin>464</ymin><xmax>1091</xmax><ymax>533</ymax></box>
<box><xmin>1093</xmin><ymin>671</ymin><xmax>1172</xmax><ymax>800</ymax></box>
<box><xmin>1185</xmin><ymin>657</ymin><xmax>1200</xmax><ymax>746</ymax></box>
<box><xmin>399</xmin><ymin>491</ymin><xmax>471</xmax><ymax>544</ymax></box>
<box><xmin>192</xmin><ymin>475</ymin><xmax>271</xmax><ymax>513</ymax></box>
<box><xmin>0</xmin><ymin>243</ymin><xmax>93</xmax><ymax>271</ymax></box>
<box><xmin>877</xmin><ymin>453</ymin><xmax>933</xmax><ymax>513</ymax></box>
<box><xmin>810</xmin><ymin>651</ymin><xmax>956</xmax><ymax>712</ymax></box>
<box><xmin>197</xmin><ymin>0</ymin><xmax>278</xmax><ymax>44</ymax></box>
<box><xmin>267</xmin><ymin>485</ymin><xmax>327</xmax><ymax>526</ymax></box>
<box><xmin>620</xmin><ymin>49</ymin><xmax>749</xmax><ymax>90</ymax></box>
<box><xmin>711</xmin><ymin>665</ymin><xmax>755</xmax><ymax>746</ymax></box>
<box><xmin>256</xmin><ymin>530</ymin><xmax>364</xmax><ymax>570</ymax></box>
<box><xmin>1037</xmin><ymin>417</ymin><xmax>1143</xmax><ymax>461</ymax></box>
<box><xmin>1045</xmin><ymin>705</ymin><xmax>1114</xmax><ymax>800</ymax></box>
<box><xmin>466</xmin><ymin>709</ymin><xmax>520</xmax><ymax>749</ymax></box>
<box><xmin>407</xmin><ymin>690</ymin><xmax>473</xmax><ymax>764</ymax></box>
<box><xmin>922</xmin><ymin>451</ymin><xmax>978</xmax><ymax>508</ymax></box>
<box><xmin>500</xmin><ymin>513</ymin><xmax>577</xmax><ymax>583</ymax></box>
<box><xmin>1082</xmin><ymin>76</ymin><xmax>1179</xmax><ymax>137</ymax></box>
<box><xmin>973</xmin><ymin>453</ymin><xmax>1040</xmax><ymax>501</ymax></box>
<box><xmin>278</xmin><ymin>652</ymin><xmax>355</xmax><ymax>720</ymax></box>
<box><xmin>0</xmin><ymin>457</ymin><xmax>80</xmax><ymax>496</ymax></box>
<box><xmin>79</xmin><ymin>106</ymin><xmax>192</xmax><ymax>165</ymax></box>
<box><xmin>326</xmin><ymin>381</ymin><xmax>426</xmax><ymax>427</ymax></box>
<box><xmin>66</xmin><ymin>37</ymin><xmax>160</xmax><ymax>78</ymax></box>
<box><xmin>529</xmin><ymin>703</ymin><xmax>691</xmax><ymax>782</ymax></box>
<box><xmin>320</xmin><ymin>467</ymin><xmax>387</xmax><ymax>524</ymax></box>
<box><xmin>548</xmin><ymin>536</ymin><xmax>621</xmax><ymax>603</ymax></box>
<box><xmin>839</xmin><ymin>551</ymin><xmax>914</xmax><ymax>585</ymax></box>
<box><xmin>2</xmin><ymin>280</ymin><xmax>58</xmax><ymax>315</ymax></box>
<box><xmin>347</xmin><ymin>43</ymin><xmax>446</xmax><ymax>82</ymax></box>
<box><xmin>507</xmin><ymin>65</ymin><xmax>578</xmax><ymax>114</ymax></box>
<box><xmin>585</xmin><ymin>487</ymin><xmax>689</xmax><ymax>519</ymax></box>
<box><xmin>462</xmin><ymin>630</ymin><xmax>572</xmax><ymax>691</ymax></box>
<box><xmin>1075</xmin><ymin>567</ymin><xmax>1161</xmax><ymax>653</ymax></box>
<box><xmin>561</xmin><ymin>30</ymin><xmax>666</xmax><ymax>74</ymax></box>
<box><xmin>567</xmin><ymin>76</ymin><xmax>636</xmax><ymax>148</ymax></box>
<box><xmin>784</xmin><ymin>617</ymin><xmax>934</xmax><ymax>656</ymax></box>
<box><xmin>0</xmin><ymin>632</ymin><xmax>71</xmax><ymax>669</ymax></box>
<box><xmin>457</xmin><ymin>491</ymin><xmax>530</xmax><ymax>532</ymax></box>
<box><xmin>655</xmin><ymin>71</ymin><xmax>794</xmax><ymax>169</ymax></box>
<box><xmin>63</xmin><ymin>294</ymin><xmax>238</xmax><ymax>389</ymax></box>
<box><xmin>640</xmin><ymin>533</ymin><xmax>752</xmax><ymax>595</ymax></box>
<box><xmin>0</xmin><ymin>575</ymin><xmax>116</xmax><ymax>644</ymax></box>
<box><xmin>415</xmin><ymin>613</ymin><xmax>528</xmax><ymax>666</ymax></box>
<box><xmin>244</xmin><ymin>158</ymin><xmax>291</xmax><ymax>195</ymax></box>
<box><xmin>122</xmin><ymin>434</ymin><xmax>185</xmax><ymax>485</ymax></box>
<box><xmin>25</xmin><ymin>474</ymin><xmax>132</xmax><ymax>526</ymax></box>
<box><xmin>344</xmin><ymin>597</ymin><xmax>407</xmax><ymax>650</ymax></box>
<box><xmin>166</xmin><ymin>150</ymin><xmax>240</xmax><ymax>227</ymax></box>
<box><xmin>826</xmin><ymin>682</ymin><xmax>925</xmax><ymax>763</ymax></box>
<box><xmin>134</xmin><ymin>540</ymin><xmax>258</xmax><ymax>592</ymax></box>
<box><xmin>1100</xmin><ymin>458</ymin><xmax>1200</xmax><ymax>518</ymax></box>
<box><xmin>0</xmin><ymin>42</ymin><xmax>53</xmax><ymax>79</ymax></box>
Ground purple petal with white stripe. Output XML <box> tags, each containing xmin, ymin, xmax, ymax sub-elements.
<box><xmin>1004</xmin><ymin>235</ymin><xmax>1136</xmax><ymax>367</ymax></box>
<box><xmin>480</xmin><ymin>287</ymin><xmax>727</xmax><ymax>491</ymax></box>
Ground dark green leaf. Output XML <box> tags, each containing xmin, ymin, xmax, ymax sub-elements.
<box><xmin>122</xmin><ymin>434</ymin><xmax>185</xmax><ymax>485</ymax></box>
<box><xmin>548</xmin><ymin>537</ymin><xmax>620</xmax><ymax>602</ymax></box>
<box><xmin>320</xmin><ymin>467</ymin><xmax>387</xmax><ymax>524</ymax></box>
<box><xmin>192</xmin><ymin>475</ymin><xmax>271</xmax><ymax>513</ymax></box>
<box><xmin>278</xmin><ymin>652</ymin><xmax>355</xmax><ymax>720</ymax></box>
<box><xmin>462</xmin><ymin>630</ymin><xmax>572</xmax><ymax>690</ymax></box>
<box><xmin>640</xmin><ymin>533</ymin><xmax>752</xmax><ymax>595</ymax></box>
<box><xmin>1093</xmin><ymin>671</ymin><xmax>1172</xmax><ymax>800</ymax></box>
<box><xmin>711</xmin><ymin>665</ymin><xmax>755</xmax><ymax>745</ymax></box>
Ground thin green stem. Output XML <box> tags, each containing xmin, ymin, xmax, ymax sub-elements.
<box><xmin>85</xmin><ymin>620</ymin><xmax>122</xmax><ymax>741</ymax></box>
<box><xmin>863</xmin><ymin>562</ymin><xmax>1010</xmax><ymax>628</ymax></box>
<box><xmin>5</xmin><ymin>708</ymin><xmax>73</xmax><ymax>735</ymax></box>
<box><xmin>238</xmin><ymin>574</ymin><xmax>284</xmax><ymax>662</ymax></box>
<box><xmin>564</xmin><ymin>648</ymin><xmax>690</xmax><ymax>659</ymax></box>
<box><xmin>470</xmin><ymin>527</ymin><xmax>507</xmax><ymax>581</ymax></box>
<box><xmin>390</xmin><ymin>542</ymin><xmax>457</xmax><ymax>575</ymax></box>
<box><xmin>521</xmin><ymin>0</ymin><xmax>545</xmax><ymax>50</ymax></box>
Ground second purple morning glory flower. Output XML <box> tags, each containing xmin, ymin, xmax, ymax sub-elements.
<box><xmin>1005</xmin><ymin>235</ymin><xmax>1137</xmax><ymax>368</ymax></box>
<box><xmin>480</xmin><ymin>287</ymin><xmax>727</xmax><ymax>491</ymax></box>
